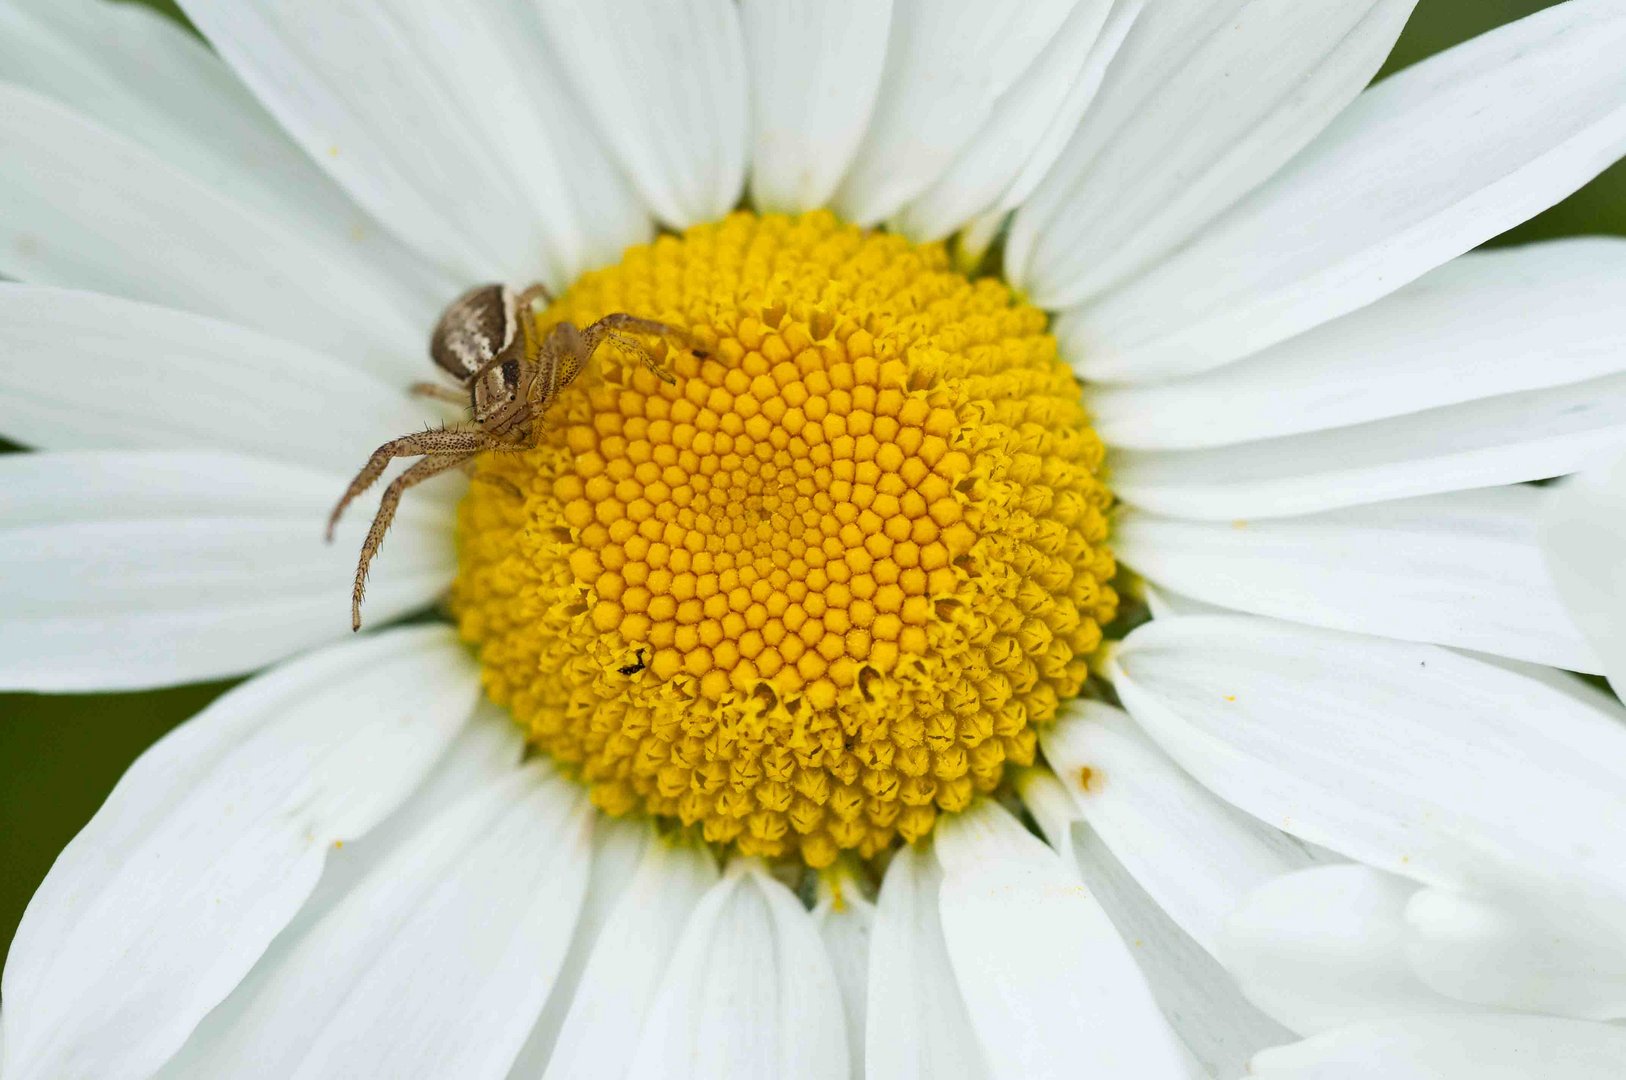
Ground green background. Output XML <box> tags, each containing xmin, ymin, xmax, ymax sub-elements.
<box><xmin>3</xmin><ymin>0</ymin><xmax>1623</xmax><ymax>966</ymax></box>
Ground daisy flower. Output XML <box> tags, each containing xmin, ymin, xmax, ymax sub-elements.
<box><xmin>4</xmin><ymin>0</ymin><xmax>1626</xmax><ymax>1077</ymax></box>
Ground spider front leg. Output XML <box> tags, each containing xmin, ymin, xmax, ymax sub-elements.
<box><xmin>409</xmin><ymin>382</ymin><xmax>468</xmax><ymax>405</ymax></box>
<box><xmin>326</xmin><ymin>428</ymin><xmax>499</xmax><ymax>541</ymax></box>
<box><xmin>592</xmin><ymin>313</ymin><xmax>714</xmax><ymax>365</ymax></box>
<box><xmin>601</xmin><ymin>331</ymin><xmax>679</xmax><ymax>386</ymax></box>
<box><xmin>581</xmin><ymin>314</ymin><xmax>685</xmax><ymax>385</ymax></box>
<box><xmin>349</xmin><ymin>452</ymin><xmax>474</xmax><ymax>631</ymax></box>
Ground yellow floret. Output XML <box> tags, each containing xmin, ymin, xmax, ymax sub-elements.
<box><xmin>453</xmin><ymin>211</ymin><xmax>1116</xmax><ymax>866</ymax></box>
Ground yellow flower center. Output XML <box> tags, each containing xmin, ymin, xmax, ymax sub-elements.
<box><xmin>452</xmin><ymin>211</ymin><xmax>1116</xmax><ymax>866</ymax></box>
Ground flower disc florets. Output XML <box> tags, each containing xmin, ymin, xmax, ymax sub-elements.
<box><xmin>453</xmin><ymin>211</ymin><xmax>1116</xmax><ymax>866</ymax></box>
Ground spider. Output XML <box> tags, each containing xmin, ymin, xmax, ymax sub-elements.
<box><xmin>327</xmin><ymin>282</ymin><xmax>686</xmax><ymax>631</ymax></box>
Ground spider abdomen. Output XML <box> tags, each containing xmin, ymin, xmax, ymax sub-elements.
<box><xmin>429</xmin><ymin>283</ymin><xmax>518</xmax><ymax>381</ymax></box>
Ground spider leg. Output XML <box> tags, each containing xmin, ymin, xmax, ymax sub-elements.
<box><xmin>350</xmin><ymin>452</ymin><xmax>474</xmax><ymax>631</ymax></box>
<box><xmin>580</xmin><ymin>314</ymin><xmax>683</xmax><ymax>385</ymax></box>
<box><xmin>601</xmin><ymin>330</ymin><xmax>678</xmax><ymax>385</ymax></box>
<box><xmin>409</xmin><ymin>382</ymin><xmax>468</xmax><ymax>404</ymax></box>
<box><xmin>485</xmin><ymin>284</ymin><xmax>553</xmax><ymax>382</ymax></box>
<box><xmin>326</xmin><ymin>428</ymin><xmax>497</xmax><ymax>541</ymax></box>
<box><xmin>516</xmin><ymin>282</ymin><xmax>555</xmax><ymax>310</ymax></box>
<box><xmin>591</xmin><ymin>313</ymin><xmax>682</xmax><ymax>339</ymax></box>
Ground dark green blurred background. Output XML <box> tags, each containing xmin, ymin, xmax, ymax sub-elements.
<box><xmin>4</xmin><ymin>0</ymin><xmax>1624</xmax><ymax>966</ymax></box>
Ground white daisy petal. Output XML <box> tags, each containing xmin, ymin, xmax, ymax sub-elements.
<box><xmin>536</xmin><ymin>60</ymin><xmax>657</xmax><ymax>274</ymax></box>
<box><xmin>980</xmin><ymin>0</ymin><xmax>1142</xmax><ymax>227</ymax></box>
<box><xmin>626</xmin><ymin>859</ymin><xmax>847</xmax><ymax>1080</ymax></box>
<box><xmin>1011</xmin><ymin>0</ymin><xmax>1416</xmax><ymax>310</ymax></box>
<box><xmin>812</xmin><ymin>868</ymin><xmax>876</xmax><ymax>1080</ymax></box>
<box><xmin>1069</xmin><ymin>0</ymin><xmax>1626</xmax><ymax>382</ymax></box>
<box><xmin>1093</xmin><ymin>240</ymin><xmax>1626</xmax><ymax>451</ymax></box>
<box><xmin>537</xmin><ymin>838</ymin><xmax>718</xmax><ymax>1080</ymax></box>
<box><xmin>1247</xmin><ymin>1015</ymin><xmax>1626</xmax><ymax>1079</ymax></box>
<box><xmin>1109</xmin><ymin>615</ymin><xmax>1626</xmax><ymax>907</ymax></box>
<box><xmin>1404</xmin><ymin>887</ymin><xmax>1626</xmax><ymax>1021</ymax></box>
<box><xmin>952</xmin><ymin>207</ymin><xmax>1013</xmax><ymax>272</ymax></box>
<box><xmin>1013</xmin><ymin>769</ymin><xmax>1085</xmax><ymax>865</ymax></box>
<box><xmin>1115</xmin><ymin>488</ymin><xmax>1599</xmax><ymax>671</ymax></box>
<box><xmin>156</xmin><ymin>711</ymin><xmax>524</xmax><ymax>1075</ymax></box>
<box><xmin>0</xmin><ymin>626</ymin><xmax>479</xmax><ymax>1080</ymax></box>
<box><xmin>866</xmin><ymin>845</ymin><xmax>991</xmax><ymax>1080</ymax></box>
<box><xmin>0</xmin><ymin>0</ymin><xmax>452</xmax><ymax>315</ymax></box>
<box><xmin>1221</xmin><ymin>865</ymin><xmax>1475</xmax><ymax>1035</ymax></box>
<box><xmin>378</xmin><ymin>0</ymin><xmax>652</xmax><ymax>283</ymax></box>
<box><xmin>831</xmin><ymin>0</ymin><xmax>1080</xmax><ymax>226</ymax></box>
<box><xmin>1039</xmin><ymin>701</ymin><xmax>1317</xmax><ymax>957</ymax></box>
<box><xmin>505</xmin><ymin>818</ymin><xmax>650</xmax><ymax>1079</ymax></box>
<box><xmin>740</xmin><ymin>0</ymin><xmax>892</xmax><ymax>214</ymax></box>
<box><xmin>0</xmin><ymin>84</ymin><xmax>425</xmax><ymax>368</ymax></box>
<box><xmin>894</xmin><ymin>0</ymin><xmax>1125</xmax><ymax>243</ymax></box>
<box><xmin>0</xmin><ymin>286</ymin><xmax>434</xmax><ymax>464</ymax></box>
<box><xmin>1005</xmin><ymin>0</ymin><xmax>1235</xmax><ymax>207</ymax></box>
<box><xmin>287</xmin><ymin>774</ymin><xmax>591</xmax><ymax>1079</ymax></box>
<box><xmin>1474</xmin><ymin>654</ymin><xmax>1626</xmax><ymax>715</ymax></box>
<box><xmin>157</xmin><ymin>764</ymin><xmax>592</xmax><ymax>1079</ymax></box>
<box><xmin>0</xmin><ymin>451</ymin><xmax>455</xmax><ymax>692</ymax></box>
<box><xmin>1541</xmin><ymin>451</ymin><xmax>1626</xmax><ymax>702</ymax></box>
<box><xmin>1079</xmin><ymin>845</ymin><xmax>1275</xmax><ymax>1080</ymax></box>
<box><xmin>291</xmin><ymin>703</ymin><xmax>526</xmax><ymax>921</ymax></box>
<box><xmin>1142</xmin><ymin>584</ymin><xmax>1234</xmax><ymax>620</ymax></box>
<box><xmin>172</xmin><ymin>0</ymin><xmax>602</xmax><ymax>285</ymax></box>
<box><xmin>1110</xmin><ymin>372</ymin><xmax>1626</xmax><ymax>520</ymax></box>
<box><xmin>1017</xmin><ymin>778</ymin><xmax>1294</xmax><ymax>1080</ymax></box>
<box><xmin>934</xmin><ymin>800</ymin><xmax>1190</xmax><ymax>1080</ymax></box>
<box><xmin>533</xmin><ymin>0</ymin><xmax>747</xmax><ymax>229</ymax></box>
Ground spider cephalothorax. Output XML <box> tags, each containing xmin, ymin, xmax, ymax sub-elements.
<box><xmin>327</xmin><ymin>282</ymin><xmax>684</xmax><ymax>630</ymax></box>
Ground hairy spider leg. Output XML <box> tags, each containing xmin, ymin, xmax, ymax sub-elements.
<box><xmin>515</xmin><ymin>282</ymin><xmax>554</xmax><ymax>312</ymax></box>
<box><xmin>509</xmin><ymin>283</ymin><xmax>553</xmax><ymax>371</ymax></box>
<box><xmin>461</xmin><ymin>311</ymin><xmax>684</xmax><ymax>396</ymax></box>
<box><xmin>574</xmin><ymin>314</ymin><xmax>682</xmax><ymax>385</ymax></box>
<box><xmin>598</xmin><ymin>331</ymin><xmax>682</xmax><ymax>386</ymax></box>
<box><xmin>326</xmin><ymin>428</ymin><xmax>499</xmax><ymax>541</ymax></box>
<box><xmin>349</xmin><ymin>452</ymin><xmax>472</xmax><ymax>631</ymax></box>
<box><xmin>409</xmin><ymin>382</ymin><xmax>468</xmax><ymax>404</ymax></box>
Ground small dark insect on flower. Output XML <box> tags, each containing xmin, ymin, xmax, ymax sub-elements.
<box><xmin>327</xmin><ymin>283</ymin><xmax>689</xmax><ymax>631</ymax></box>
<box><xmin>618</xmin><ymin>649</ymin><xmax>647</xmax><ymax>677</ymax></box>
